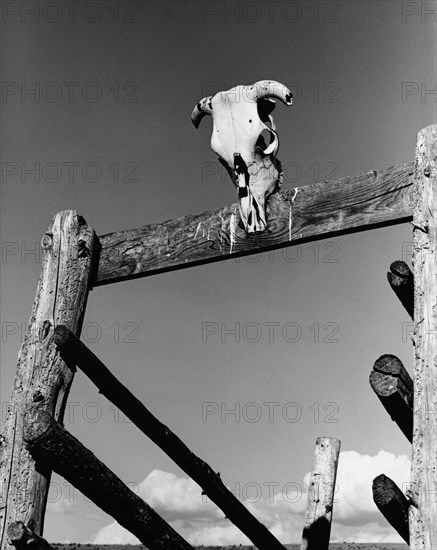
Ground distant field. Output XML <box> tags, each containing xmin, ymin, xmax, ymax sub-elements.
<box><xmin>49</xmin><ymin>544</ymin><xmax>409</xmax><ymax>550</ymax></box>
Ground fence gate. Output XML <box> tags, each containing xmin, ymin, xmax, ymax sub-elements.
<box><xmin>1</xmin><ymin>124</ymin><xmax>435</xmax><ymax>549</ymax></box>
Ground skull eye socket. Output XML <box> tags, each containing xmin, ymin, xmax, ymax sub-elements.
<box><xmin>256</xmin><ymin>129</ymin><xmax>269</xmax><ymax>151</ymax></box>
<box><xmin>257</xmin><ymin>98</ymin><xmax>276</xmax><ymax>123</ymax></box>
<box><xmin>256</xmin><ymin>128</ymin><xmax>275</xmax><ymax>152</ymax></box>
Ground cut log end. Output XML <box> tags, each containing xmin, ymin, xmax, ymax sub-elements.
<box><xmin>53</xmin><ymin>325</ymin><xmax>73</xmax><ymax>348</ymax></box>
<box><xmin>390</xmin><ymin>260</ymin><xmax>413</xmax><ymax>278</ymax></box>
<box><xmin>23</xmin><ymin>406</ymin><xmax>52</xmax><ymax>444</ymax></box>
<box><xmin>369</xmin><ymin>355</ymin><xmax>413</xmax><ymax>443</ymax></box>
<box><xmin>372</xmin><ymin>474</ymin><xmax>410</xmax><ymax>544</ymax></box>
<box><xmin>387</xmin><ymin>260</ymin><xmax>414</xmax><ymax>319</ymax></box>
<box><xmin>373</xmin><ymin>354</ymin><xmax>406</xmax><ymax>376</ymax></box>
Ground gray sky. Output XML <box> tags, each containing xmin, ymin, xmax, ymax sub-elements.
<box><xmin>1</xmin><ymin>0</ymin><xmax>436</xmax><ymax>544</ymax></box>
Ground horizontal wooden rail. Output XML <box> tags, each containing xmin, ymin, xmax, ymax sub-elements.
<box><xmin>372</xmin><ymin>474</ymin><xmax>410</xmax><ymax>544</ymax></box>
<box><xmin>96</xmin><ymin>162</ymin><xmax>414</xmax><ymax>285</ymax></box>
<box><xmin>23</xmin><ymin>406</ymin><xmax>194</xmax><ymax>550</ymax></box>
<box><xmin>54</xmin><ymin>325</ymin><xmax>287</xmax><ymax>550</ymax></box>
<box><xmin>369</xmin><ymin>354</ymin><xmax>413</xmax><ymax>442</ymax></box>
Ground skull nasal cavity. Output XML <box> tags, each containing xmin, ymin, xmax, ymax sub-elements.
<box><xmin>234</xmin><ymin>153</ymin><xmax>248</xmax><ymax>175</ymax></box>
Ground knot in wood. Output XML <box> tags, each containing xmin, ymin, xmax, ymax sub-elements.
<box><xmin>39</xmin><ymin>320</ymin><xmax>52</xmax><ymax>342</ymax></box>
<box><xmin>424</xmin><ymin>166</ymin><xmax>431</xmax><ymax>177</ymax></box>
<box><xmin>77</xmin><ymin>215</ymin><xmax>87</xmax><ymax>227</ymax></box>
<box><xmin>32</xmin><ymin>391</ymin><xmax>44</xmax><ymax>403</ymax></box>
<box><xmin>77</xmin><ymin>239</ymin><xmax>89</xmax><ymax>258</ymax></box>
<box><xmin>41</xmin><ymin>233</ymin><xmax>53</xmax><ymax>249</ymax></box>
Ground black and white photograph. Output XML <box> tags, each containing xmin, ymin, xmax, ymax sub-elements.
<box><xmin>0</xmin><ymin>1</ymin><xmax>436</xmax><ymax>548</ymax></box>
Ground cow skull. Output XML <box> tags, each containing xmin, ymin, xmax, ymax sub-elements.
<box><xmin>191</xmin><ymin>80</ymin><xmax>292</xmax><ymax>234</ymax></box>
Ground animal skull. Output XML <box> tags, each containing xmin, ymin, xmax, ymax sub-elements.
<box><xmin>191</xmin><ymin>80</ymin><xmax>292</xmax><ymax>234</ymax></box>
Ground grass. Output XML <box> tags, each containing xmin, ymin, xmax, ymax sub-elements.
<box><xmin>49</xmin><ymin>544</ymin><xmax>409</xmax><ymax>550</ymax></box>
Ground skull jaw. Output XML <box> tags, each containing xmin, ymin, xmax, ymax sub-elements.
<box><xmin>237</xmin><ymin>156</ymin><xmax>282</xmax><ymax>234</ymax></box>
<box><xmin>238</xmin><ymin>187</ymin><xmax>267</xmax><ymax>235</ymax></box>
<box><xmin>238</xmin><ymin>186</ymin><xmax>267</xmax><ymax>234</ymax></box>
<box><xmin>218</xmin><ymin>153</ymin><xmax>282</xmax><ymax>234</ymax></box>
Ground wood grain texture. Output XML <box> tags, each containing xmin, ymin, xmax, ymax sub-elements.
<box><xmin>409</xmin><ymin>124</ymin><xmax>437</xmax><ymax>549</ymax></box>
<box><xmin>369</xmin><ymin>355</ymin><xmax>413</xmax><ymax>442</ymax></box>
<box><xmin>53</xmin><ymin>325</ymin><xmax>287</xmax><ymax>550</ymax></box>
<box><xmin>0</xmin><ymin>211</ymin><xmax>97</xmax><ymax>549</ymax></box>
<box><xmin>301</xmin><ymin>437</ymin><xmax>340</xmax><ymax>550</ymax></box>
<box><xmin>372</xmin><ymin>474</ymin><xmax>410</xmax><ymax>544</ymax></box>
<box><xmin>23</xmin><ymin>406</ymin><xmax>194</xmax><ymax>550</ymax></box>
<box><xmin>387</xmin><ymin>261</ymin><xmax>414</xmax><ymax>319</ymax></box>
<box><xmin>96</xmin><ymin>162</ymin><xmax>414</xmax><ymax>285</ymax></box>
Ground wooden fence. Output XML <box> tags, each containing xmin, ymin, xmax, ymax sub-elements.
<box><xmin>1</xmin><ymin>123</ymin><xmax>436</xmax><ymax>549</ymax></box>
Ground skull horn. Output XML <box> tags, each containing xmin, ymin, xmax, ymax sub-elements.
<box><xmin>251</xmin><ymin>80</ymin><xmax>293</xmax><ymax>106</ymax></box>
<box><xmin>191</xmin><ymin>96</ymin><xmax>213</xmax><ymax>128</ymax></box>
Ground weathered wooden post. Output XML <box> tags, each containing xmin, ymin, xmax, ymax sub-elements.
<box><xmin>0</xmin><ymin>211</ymin><xmax>97</xmax><ymax>548</ymax></box>
<box><xmin>409</xmin><ymin>124</ymin><xmax>437</xmax><ymax>548</ymax></box>
<box><xmin>301</xmin><ymin>437</ymin><xmax>340</xmax><ymax>550</ymax></box>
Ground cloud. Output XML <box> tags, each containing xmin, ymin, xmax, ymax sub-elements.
<box><xmin>46</xmin><ymin>498</ymin><xmax>76</xmax><ymax>515</ymax></box>
<box><xmin>136</xmin><ymin>469</ymin><xmax>222</xmax><ymax>521</ymax></box>
<box><xmin>333</xmin><ymin>450</ymin><xmax>411</xmax><ymax>527</ymax></box>
<box><xmin>90</xmin><ymin>521</ymin><xmax>140</xmax><ymax>544</ymax></box>
<box><xmin>90</xmin><ymin>450</ymin><xmax>411</xmax><ymax>545</ymax></box>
